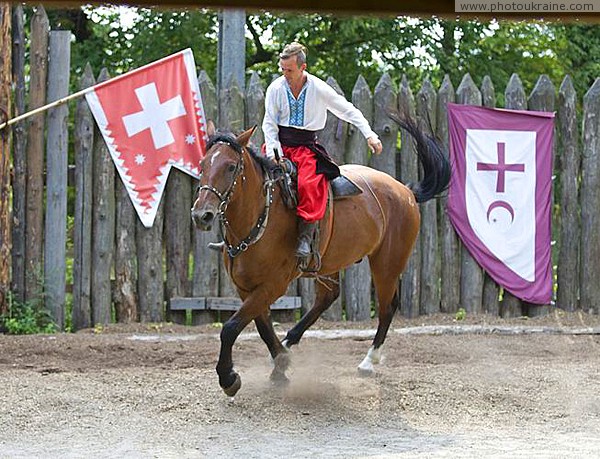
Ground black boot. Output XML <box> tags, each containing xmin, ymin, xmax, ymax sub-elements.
<box><xmin>296</xmin><ymin>219</ymin><xmax>317</xmax><ymax>261</ymax></box>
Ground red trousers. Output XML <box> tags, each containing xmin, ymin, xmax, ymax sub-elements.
<box><xmin>283</xmin><ymin>145</ymin><xmax>328</xmax><ymax>223</ymax></box>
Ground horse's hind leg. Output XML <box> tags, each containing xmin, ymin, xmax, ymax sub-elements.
<box><xmin>254</xmin><ymin>312</ymin><xmax>290</xmax><ymax>384</ymax></box>
<box><xmin>282</xmin><ymin>272</ymin><xmax>340</xmax><ymax>348</ymax></box>
<box><xmin>358</xmin><ymin>253</ymin><xmax>404</xmax><ymax>375</ymax></box>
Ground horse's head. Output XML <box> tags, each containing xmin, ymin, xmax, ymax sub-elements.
<box><xmin>191</xmin><ymin>125</ymin><xmax>256</xmax><ymax>231</ymax></box>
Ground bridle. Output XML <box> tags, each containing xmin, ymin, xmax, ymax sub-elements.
<box><xmin>197</xmin><ymin>140</ymin><xmax>245</xmax><ymax>214</ymax></box>
<box><xmin>196</xmin><ymin>139</ymin><xmax>275</xmax><ymax>259</ymax></box>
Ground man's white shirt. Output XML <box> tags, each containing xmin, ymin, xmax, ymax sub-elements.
<box><xmin>263</xmin><ymin>72</ymin><xmax>378</xmax><ymax>160</ymax></box>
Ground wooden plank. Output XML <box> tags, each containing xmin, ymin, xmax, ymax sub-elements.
<box><xmin>207</xmin><ymin>296</ymin><xmax>301</xmax><ymax>311</ymax></box>
<box><xmin>72</xmin><ymin>63</ymin><xmax>95</xmax><ymax>330</ymax></box>
<box><xmin>91</xmin><ymin>68</ymin><xmax>115</xmax><ymax>326</ymax></box>
<box><xmin>480</xmin><ymin>75</ymin><xmax>500</xmax><ymax>316</ymax></box>
<box><xmin>556</xmin><ymin>75</ymin><xmax>580</xmax><ymax>312</ymax></box>
<box><xmin>170</xmin><ymin>297</ymin><xmax>207</xmax><ymax>311</ymax></box>
<box><xmin>580</xmin><ymin>78</ymin><xmax>600</xmax><ymax>314</ymax></box>
<box><xmin>9</xmin><ymin>5</ymin><xmax>26</xmax><ymax>305</ymax></box>
<box><xmin>24</xmin><ymin>7</ymin><xmax>48</xmax><ymax>304</ymax></box>
<box><xmin>165</xmin><ymin>168</ymin><xmax>192</xmax><ymax>324</ymax></box>
<box><xmin>501</xmin><ymin>73</ymin><xmax>527</xmax><ymax>318</ymax></box>
<box><xmin>44</xmin><ymin>31</ymin><xmax>70</xmax><ymax>330</ymax></box>
<box><xmin>192</xmin><ymin>70</ymin><xmax>219</xmax><ymax>325</ymax></box>
<box><xmin>0</xmin><ymin>4</ymin><xmax>10</xmax><ymax>314</ymax></box>
<box><xmin>456</xmin><ymin>73</ymin><xmax>484</xmax><ymax>315</ymax></box>
<box><xmin>344</xmin><ymin>75</ymin><xmax>373</xmax><ymax>321</ymax></box>
<box><xmin>527</xmin><ymin>74</ymin><xmax>555</xmax><ymax>317</ymax></box>
<box><xmin>416</xmin><ymin>78</ymin><xmax>440</xmax><ymax>315</ymax></box>
<box><xmin>398</xmin><ymin>75</ymin><xmax>420</xmax><ymax>318</ymax></box>
<box><xmin>437</xmin><ymin>74</ymin><xmax>460</xmax><ymax>314</ymax></box>
<box><xmin>171</xmin><ymin>296</ymin><xmax>301</xmax><ymax>311</ymax></box>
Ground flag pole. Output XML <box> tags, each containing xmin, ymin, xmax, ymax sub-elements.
<box><xmin>0</xmin><ymin>85</ymin><xmax>95</xmax><ymax>131</ymax></box>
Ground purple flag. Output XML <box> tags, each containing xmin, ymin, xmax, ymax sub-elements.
<box><xmin>447</xmin><ymin>103</ymin><xmax>554</xmax><ymax>304</ymax></box>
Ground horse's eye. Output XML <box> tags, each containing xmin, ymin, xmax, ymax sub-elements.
<box><xmin>228</xmin><ymin>164</ymin><xmax>236</xmax><ymax>173</ymax></box>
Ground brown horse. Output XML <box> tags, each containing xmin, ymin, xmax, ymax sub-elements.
<box><xmin>191</xmin><ymin>114</ymin><xmax>450</xmax><ymax>397</ymax></box>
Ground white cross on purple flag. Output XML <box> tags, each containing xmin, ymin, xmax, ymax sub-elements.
<box><xmin>447</xmin><ymin>103</ymin><xmax>554</xmax><ymax>304</ymax></box>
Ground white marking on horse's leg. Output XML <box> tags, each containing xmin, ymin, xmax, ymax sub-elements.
<box><xmin>358</xmin><ymin>346</ymin><xmax>383</xmax><ymax>375</ymax></box>
<box><xmin>282</xmin><ymin>339</ymin><xmax>291</xmax><ymax>349</ymax></box>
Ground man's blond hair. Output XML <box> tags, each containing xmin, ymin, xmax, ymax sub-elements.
<box><xmin>279</xmin><ymin>42</ymin><xmax>307</xmax><ymax>66</ymax></box>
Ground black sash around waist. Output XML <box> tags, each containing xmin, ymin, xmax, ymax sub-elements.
<box><xmin>278</xmin><ymin>126</ymin><xmax>340</xmax><ymax>180</ymax></box>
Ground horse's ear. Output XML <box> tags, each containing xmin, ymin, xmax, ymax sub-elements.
<box><xmin>236</xmin><ymin>125</ymin><xmax>257</xmax><ymax>147</ymax></box>
<box><xmin>206</xmin><ymin>119</ymin><xmax>216</xmax><ymax>137</ymax></box>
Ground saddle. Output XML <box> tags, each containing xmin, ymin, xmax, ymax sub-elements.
<box><xmin>270</xmin><ymin>160</ymin><xmax>362</xmax><ymax>273</ymax></box>
<box><xmin>271</xmin><ymin>159</ymin><xmax>363</xmax><ymax>211</ymax></box>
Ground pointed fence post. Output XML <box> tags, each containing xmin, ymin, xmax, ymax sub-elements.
<box><xmin>0</xmin><ymin>4</ymin><xmax>10</xmax><ymax>314</ymax></box>
<box><xmin>245</xmin><ymin>71</ymin><xmax>265</xmax><ymax>148</ymax></box>
<box><xmin>217</xmin><ymin>78</ymin><xmax>244</xmax><ymax>321</ymax></box>
<box><xmin>344</xmin><ymin>75</ymin><xmax>373</xmax><ymax>321</ymax></box>
<box><xmin>556</xmin><ymin>76</ymin><xmax>580</xmax><ymax>312</ymax></box>
<box><xmin>417</xmin><ymin>78</ymin><xmax>440</xmax><ymax>315</ymax></box>
<box><xmin>193</xmin><ymin>71</ymin><xmax>220</xmax><ymax>325</ymax></box>
<box><xmin>371</xmin><ymin>73</ymin><xmax>398</xmax><ymax>177</ymax></box>
<box><xmin>398</xmin><ymin>75</ymin><xmax>420</xmax><ymax>318</ymax></box>
<box><xmin>437</xmin><ymin>74</ymin><xmax>459</xmax><ymax>314</ymax></box>
<box><xmin>24</xmin><ymin>7</ymin><xmax>48</xmax><ymax>304</ymax></box>
<box><xmin>456</xmin><ymin>74</ymin><xmax>484</xmax><ymax>315</ymax></box>
<box><xmin>91</xmin><ymin>68</ymin><xmax>115</xmax><ymax>326</ymax></box>
<box><xmin>502</xmin><ymin>73</ymin><xmax>527</xmax><ymax>318</ymax></box>
<box><xmin>44</xmin><ymin>30</ymin><xmax>70</xmax><ymax>330</ymax></box>
<box><xmin>580</xmin><ymin>78</ymin><xmax>600</xmax><ymax>314</ymax></box>
<box><xmin>480</xmin><ymin>75</ymin><xmax>500</xmax><ymax>316</ymax></box>
<box><xmin>10</xmin><ymin>4</ymin><xmax>26</xmax><ymax>304</ymax></box>
<box><xmin>527</xmin><ymin>74</ymin><xmax>555</xmax><ymax>317</ymax></box>
<box><xmin>72</xmin><ymin>63</ymin><xmax>95</xmax><ymax>330</ymax></box>
<box><xmin>165</xmin><ymin>170</ymin><xmax>192</xmax><ymax>325</ymax></box>
<box><xmin>319</xmin><ymin>76</ymin><xmax>347</xmax><ymax>321</ymax></box>
<box><xmin>136</xmin><ymin>201</ymin><xmax>164</xmax><ymax>323</ymax></box>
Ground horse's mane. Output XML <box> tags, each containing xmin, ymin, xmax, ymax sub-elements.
<box><xmin>207</xmin><ymin>132</ymin><xmax>276</xmax><ymax>173</ymax></box>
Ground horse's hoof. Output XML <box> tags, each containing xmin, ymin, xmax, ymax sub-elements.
<box><xmin>270</xmin><ymin>371</ymin><xmax>290</xmax><ymax>387</ymax></box>
<box><xmin>222</xmin><ymin>373</ymin><xmax>242</xmax><ymax>397</ymax></box>
<box><xmin>357</xmin><ymin>364</ymin><xmax>375</xmax><ymax>377</ymax></box>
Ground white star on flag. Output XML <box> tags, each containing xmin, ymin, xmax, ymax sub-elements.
<box><xmin>84</xmin><ymin>48</ymin><xmax>208</xmax><ymax>228</ymax></box>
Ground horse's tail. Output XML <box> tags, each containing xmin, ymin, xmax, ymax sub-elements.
<box><xmin>387</xmin><ymin>110</ymin><xmax>451</xmax><ymax>203</ymax></box>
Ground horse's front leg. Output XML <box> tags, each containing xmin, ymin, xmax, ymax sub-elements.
<box><xmin>282</xmin><ymin>273</ymin><xmax>340</xmax><ymax>348</ymax></box>
<box><xmin>254</xmin><ymin>312</ymin><xmax>290</xmax><ymax>385</ymax></box>
<box><xmin>215</xmin><ymin>289</ymin><xmax>277</xmax><ymax>397</ymax></box>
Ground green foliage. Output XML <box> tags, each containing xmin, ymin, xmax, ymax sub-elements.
<box><xmin>1</xmin><ymin>293</ymin><xmax>57</xmax><ymax>335</ymax></box>
<box><xmin>455</xmin><ymin>307</ymin><xmax>467</xmax><ymax>321</ymax></box>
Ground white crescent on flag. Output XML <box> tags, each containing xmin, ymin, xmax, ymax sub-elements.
<box><xmin>85</xmin><ymin>48</ymin><xmax>207</xmax><ymax>228</ymax></box>
<box><xmin>447</xmin><ymin>103</ymin><xmax>554</xmax><ymax>305</ymax></box>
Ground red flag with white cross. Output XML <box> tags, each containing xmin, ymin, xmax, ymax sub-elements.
<box><xmin>85</xmin><ymin>48</ymin><xmax>207</xmax><ymax>227</ymax></box>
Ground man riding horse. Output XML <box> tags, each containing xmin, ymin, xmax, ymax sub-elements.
<box><xmin>262</xmin><ymin>42</ymin><xmax>383</xmax><ymax>268</ymax></box>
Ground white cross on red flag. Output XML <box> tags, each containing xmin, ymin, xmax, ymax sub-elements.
<box><xmin>85</xmin><ymin>48</ymin><xmax>207</xmax><ymax>228</ymax></box>
<box><xmin>447</xmin><ymin>103</ymin><xmax>554</xmax><ymax>304</ymax></box>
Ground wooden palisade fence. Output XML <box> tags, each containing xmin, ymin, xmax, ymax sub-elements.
<box><xmin>5</xmin><ymin>7</ymin><xmax>600</xmax><ymax>329</ymax></box>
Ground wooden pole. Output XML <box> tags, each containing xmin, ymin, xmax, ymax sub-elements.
<box><xmin>0</xmin><ymin>3</ymin><xmax>12</xmax><ymax>315</ymax></box>
<box><xmin>44</xmin><ymin>30</ymin><xmax>70</xmax><ymax>330</ymax></box>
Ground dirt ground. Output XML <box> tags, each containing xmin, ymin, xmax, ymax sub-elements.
<box><xmin>1</xmin><ymin>309</ymin><xmax>600</xmax><ymax>458</ymax></box>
